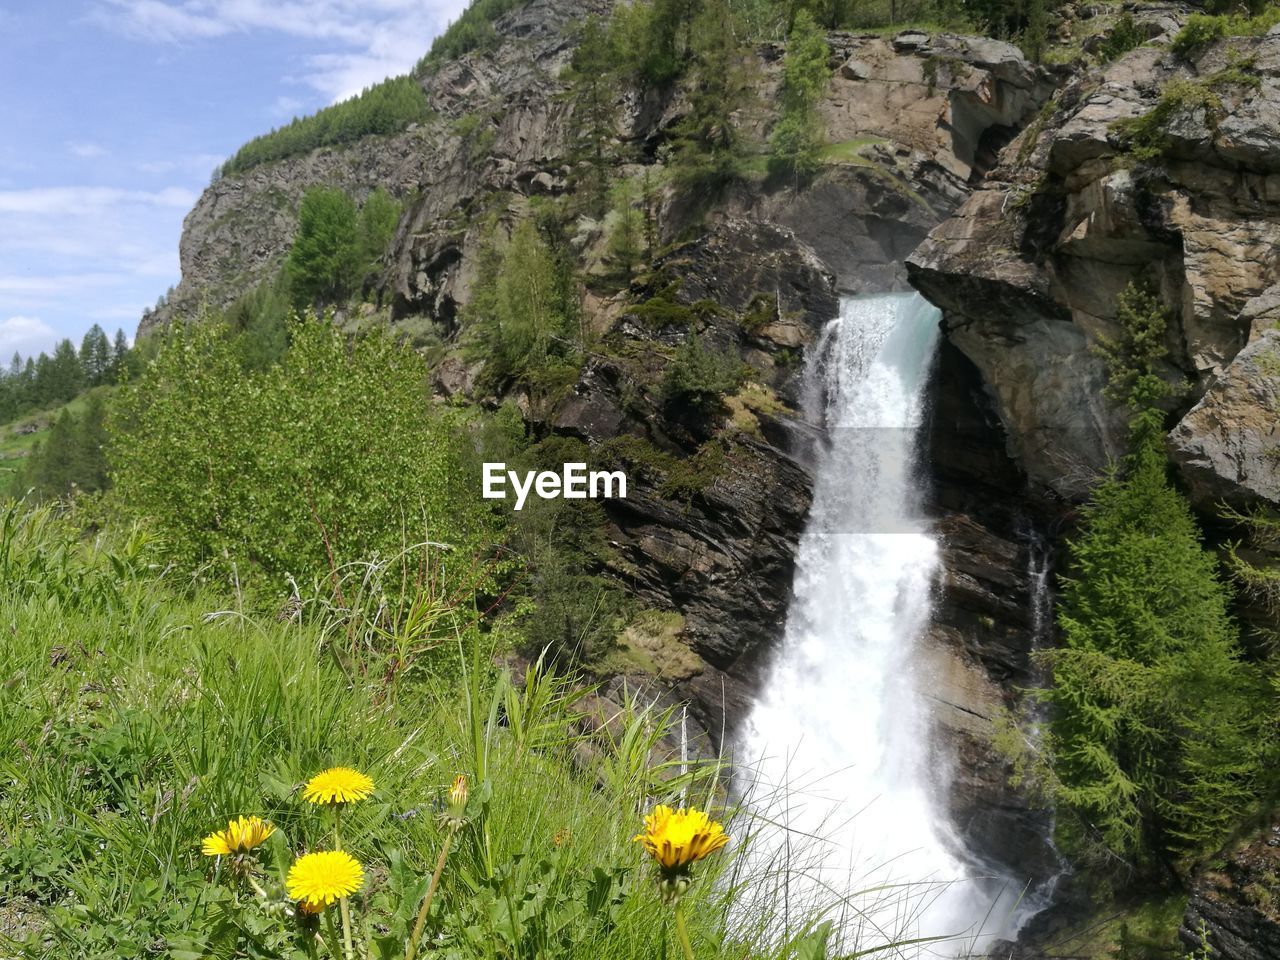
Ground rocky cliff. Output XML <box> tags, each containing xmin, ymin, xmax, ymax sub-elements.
<box><xmin>908</xmin><ymin>24</ymin><xmax>1280</xmax><ymax>510</ymax></box>
<box><xmin>907</xmin><ymin>9</ymin><xmax>1280</xmax><ymax>952</ymax></box>
<box><xmin>144</xmin><ymin>0</ymin><xmax>1280</xmax><ymax>946</ymax></box>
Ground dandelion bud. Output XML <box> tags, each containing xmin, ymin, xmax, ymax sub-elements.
<box><xmin>448</xmin><ymin>774</ymin><xmax>468</xmax><ymax>813</ymax></box>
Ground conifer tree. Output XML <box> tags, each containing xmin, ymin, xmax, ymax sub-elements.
<box><xmin>1041</xmin><ymin>280</ymin><xmax>1266</xmax><ymax>875</ymax></box>
<box><xmin>768</xmin><ymin>10</ymin><xmax>830</xmax><ymax>182</ymax></box>
<box><xmin>109</xmin><ymin>329</ymin><xmax>132</xmax><ymax>383</ymax></box>
<box><xmin>287</xmin><ymin>186</ymin><xmax>362</xmax><ymax>308</ymax></box>
<box><xmin>564</xmin><ymin>15</ymin><xmax>619</xmax><ymax>215</ymax></box>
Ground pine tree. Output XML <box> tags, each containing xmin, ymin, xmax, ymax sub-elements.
<box><xmin>109</xmin><ymin>329</ymin><xmax>132</xmax><ymax>383</ymax></box>
<box><xmin>1040</xmin><ymin>281</ymin><xmax>1266</xmax><ymax>876</ymax></box>
<box><xmin>768</xmin><ymin>10</ymin><xmax>830</xmax><ymax>182</ymax></box>
<box><xmin>564</xmin><ymin>15</ymin><xmax>619</xmax><ymax>215</ymax></box>
<box><xmin>286</xmin><ymin>186</ymin><xmax>362</xmax><ymax>307</ymax></box>
<box><xmin>49</xmin><ymin>338</ymin><xmax>85</xmax><ymax>402</ymax></box>
<box><xmin>670</xmin><ymin>0</ymin><xmax>753</xmax><ymax>193</ymax></box>
<box><xmin>357</xmin><ymin>188</ymin><xmax>402</xmax><ymax>289</ymax></box>
<box><xmin>79</xmin><ymin>324</ymin><xmax>112</xmax><ymax>386</ymax></box>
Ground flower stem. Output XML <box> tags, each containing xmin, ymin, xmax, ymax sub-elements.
<box><xmin>333</xmin><ymin>808</ymin><xmax>354</xmax><ymax>960</ymax></box>
<box><xmin>323</xmin><ymin>909</ymin><xmax>345</xmax><ymax>960</ymax></box>
<box><xmin>673</xmin><ymin>902</ymin><xmax>695</xmax><ymax>960</ymax></box>
<box><xmin>404</xmin><ymin>830</ymin><xmax>454</xmax><ymax>960</ymax></box>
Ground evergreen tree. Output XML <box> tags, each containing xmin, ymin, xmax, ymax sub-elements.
<box><xmin>17</xmin><ymin>391</ymin><xmax>110</xmax><ymax>500</ymax></box>
<box><xmin>564</xmin><ymin>15</ymin><xmax>619</xmax><ymax>215</ymax></box>
<box><xmin>109</xmin><ymin>329</ymin><xmax>132</xmax><ymax>383</ymax></box>
<box><xmin>1040</xmin><ymin>281</ymin><xmax>1266</xmax><ymax>876</ymax></box>
<box><xmin>286</xmin><ymin>187</ymin><xmax>362</xmax><ymax>308</ymax></box>
<box><xmin>49</xmin><ymin>338</ymin><xmax>85</xmax><ymax>402</ymax></box>
<box><xmin>670</xmin><ymin>0</ymin><xmax>754</xmax><ymax>193</ymax></box>
<box><xmin>768</xmin><ymin>11</ymin><xmax>830</xmax><ymax>182</ymax></box>
<box><xmin>357</xmin><ymin>188</ymin><xmax>402</xmax><ymax>288</ymax></box>
<box><xmin>465</xmin><ymin>218</ymin><xmax>581</xmax><ymax>405</ymax></box>
<box><xmin>79</xmin><ymin>324</ymin><xmax>112</xmax><ymax>386</ymax></box>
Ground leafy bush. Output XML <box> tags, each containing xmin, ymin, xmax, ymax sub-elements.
<box><xmin>220</xmin><ymin>77</ymin><xmax>428</xmax><ymax>176</ymax></box>
<box><xmin>1172</xmin><ymin>7</ymin><xmax>1280</xmax><ymax>55</ymax></box>
<box><xmin>109</xmin><ymin>316</ymin><xmax>500</xmax><ymax>595</ymax></box>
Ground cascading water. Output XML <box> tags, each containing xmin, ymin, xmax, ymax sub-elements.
<box><xmin>735</xmin><ymin>292</ymin><xmax>1030</xmax><ymax>956</ymax></box>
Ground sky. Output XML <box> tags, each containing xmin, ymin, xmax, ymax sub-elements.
<box><xmin>0</xmin><ymin>0</ymin><xmax>471</xmax><ymax>361</ymax></box>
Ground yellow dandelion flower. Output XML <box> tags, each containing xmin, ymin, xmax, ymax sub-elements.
<box><xmin>286</xmin><ymin>850</ymin><xmax>364</xmax><ymax>907</ymax></box>
<box><xmin>201</xmin><ymin>815</ymin><xmax>275</xmax><ymax>857</ymax></box>
<box><xmin>302</xmin><ymin>767</ymin><xmax>374</xmax><ymax>805</ymax></box>
<box><xmin>633</xmin><ymin>805</ymin><xmax>730</xmax><ymax>873</ymax></box>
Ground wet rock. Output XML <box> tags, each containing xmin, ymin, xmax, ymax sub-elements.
<box><xmin>1181</xmin><ymin>822</ymin><xmax>1280</xmax><ymax>960</ymax></box>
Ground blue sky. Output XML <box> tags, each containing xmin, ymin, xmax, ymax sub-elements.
<box><xmin>0</xmin><ymin>0</ymin><xmax>469</xmax><ymax>360</ymax></box>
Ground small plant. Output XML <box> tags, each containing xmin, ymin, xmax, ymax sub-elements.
<box><xmin>660</xmin><ymin>332</ymin><xmax>747</xmax><ymax>411</ymax></box>
<box><xmin>1099</xmin><ymin>13</ymin><xmax>1145</xmax><ymax>62</ymax></box>
<box><xmin>634</xmin><ymin>805</ymin><xmax>731</xmax><ymax>960</ymax></box>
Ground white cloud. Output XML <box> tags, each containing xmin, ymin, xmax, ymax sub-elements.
<box><xmin>272</xmin><ymin>95</ymin><xmax>305</xmax><ymax>116</ymax></box>
<box><xmin>0</xmin><ymin>316</ymin><xmax>58</xmax><ymax>357</ymax></box>
<box><xmin>94</xmin><ymin>0</ymin><xmax>472</xmax><ymax>101</ymax></box>
<box><xmin>0</xmin><ymin>185</ymin><xmax>198</xmax><ymax>215</ymax></box>
<box><xmin>68</xmin><ymin>141</ymin><xmax>110</xmax><ymax>158</ymax></box>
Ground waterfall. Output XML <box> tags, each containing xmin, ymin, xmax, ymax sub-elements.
<box><xmin>735</xmin><ymin>292</ymin><xmax>1028</xmax><ymax>956</ymax></box>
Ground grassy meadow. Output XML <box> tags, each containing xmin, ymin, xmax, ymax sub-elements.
<box><xmin>0</xmin><ymin>503</ymin><xmax>874</xmax><ymax>960</ymax></box>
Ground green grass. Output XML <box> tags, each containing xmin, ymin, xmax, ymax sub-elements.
<box><xmin>0</xmin><ymin>502</ymin><xmax>889</xmax><ymax>960</ymax></box>
<box><xmin>818</xmin><ymin>137</ymin><xmax>888</xmax><ymax>166</ymax></box>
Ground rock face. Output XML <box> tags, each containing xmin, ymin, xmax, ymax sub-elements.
<box><xmin>1181</xmin><ymin>821</ymin><xmax>1280</xmax><ymax>960</ymax></box>
<box><xmin>1170</xmin><ymin>318</ymin><xmax>1280</xmax><ymax>509</ymax></box>
<box><xmin>907</xmin><ymin>20</ymin><xmax>1280</xmax><ymax>953</ymax></box>
<box><xmin>143</xmin><ymin>0</ymin><xmax>609</xmax><ymax>334</ymax></box>
<box><xmin>908</xmin><ymin>34</ymin><xmax>1280</xmax><ymax>503</ymax></box>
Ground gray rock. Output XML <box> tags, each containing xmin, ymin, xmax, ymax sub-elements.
<box><xmin>1169</xmin><ymin>328</ymin><xmax>1280</xmax><ymax>509</ymax></box>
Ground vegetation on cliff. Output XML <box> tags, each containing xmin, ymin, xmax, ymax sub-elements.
<box><xmin>1025</xmin><ymin>282</ymin><xmax>1274</xmax><ymax>890</ymax></box>
<box><xmin>218</xmin><ymin>77</ymin><xmax>429</xmax><ymax>177</ymax></box>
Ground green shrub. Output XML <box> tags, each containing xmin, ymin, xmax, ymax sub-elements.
<box><xmin>220</xmin><ymin>77</ymin><xmax>428</xmax><ymax>176</ymax></box>
<box><xmin>1172</xmin><ymin>7</ymin><xmax>1280</xmax><ymax>54</ymax></box>
<box><xmin>1098</xmin><ymin>13</ymin><xmax>1145</xmax><ymax>62</ymax></box>
<box><xmin>109</xmin><ymin>317</ymin><xmax>501</xmax><ymax>595</ymax></box>
<box><xmin>660</xmin><ymin>332</ymin><xmax>746</xmax><ymax>411</ymax></box>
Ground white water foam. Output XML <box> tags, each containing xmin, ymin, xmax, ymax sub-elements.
<box><xmin>735</xmin><ymin>293</ymin><xmax>1033</xmax><ymax>957</ymax></box>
